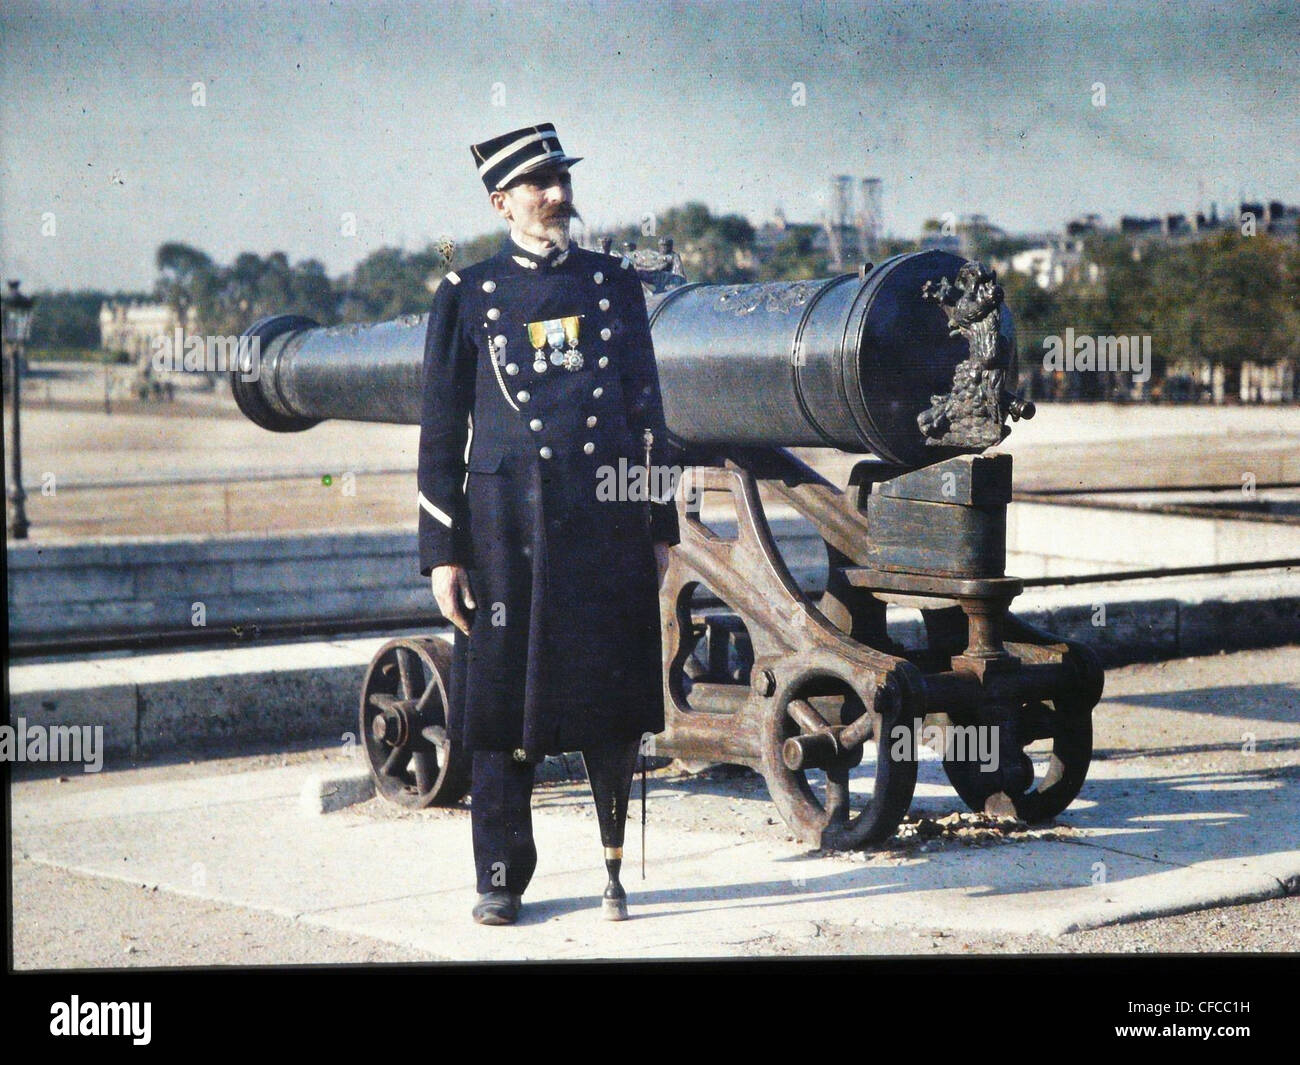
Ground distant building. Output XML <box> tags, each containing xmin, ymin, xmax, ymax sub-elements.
<box><xmin>1242</xmin><ymin>201</ymin><xmax>1300</xmax><ymax>239</ymax></box>
<box><xmin>1120</xmin><ymin>200</ymin><xmax>1299</xmax><ymax>243</ymax></box>
<box><xmin>1065</xmin><ymin>214</ymin><xmax>1103</xmax><ymax>237</ymax></box>
<box><xmin>754</xmin><ymin>207</ymin><xmax>790</xmax><ymax>254</ymax></box>
<box><xmin>99</xmin><ymin>301</ymin><xmax>197</xmax><ymax>361</ymax></box>
<box><xmin>1007</xmin><ymin>240</ymin><xmax>1101</xmax><ymax>290</ymax></box>
<box><xmin>1240</xmin><ymin>360</ymin><xmax>1296</xmax><ymax>403</ymax></box>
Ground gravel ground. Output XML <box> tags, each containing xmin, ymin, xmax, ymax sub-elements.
<box><xmin>10</xmin><ymin>860</ymin><xmax>427</xmax><ymax>969</ymax></box>
<box><xmin>11</xmin><ymin>844</ymin><xmax>1296</xmax><ymax>968</ymax></box>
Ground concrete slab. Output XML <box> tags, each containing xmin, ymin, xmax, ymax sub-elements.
<box><xmin>7</xmin><ymin>635</ymin><xmax>421</xmax><ymax>757</ymax></box>
<box><xmin>13</xmin><ymin>643</ymin><xmax>1300</xmax><ymax>961</ymax></box>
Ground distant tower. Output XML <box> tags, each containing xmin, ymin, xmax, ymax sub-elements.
<box><xmin>831</xmin><ymin>175</ymin><xmax>854</xmax><ymax>230</ymax></box>
<box><xmin>826</xmin><ymin>176</ymin><xmax>856</xmax><ymax>270</ymax></box>
<box><xmin>821</xmin><ymin>210</ymin><xmax>842</xmax><ymax>269</ymax></box>
<box><xmin>858</xmin><ymin>177</ymin><xmax>882</xmax><ymax>259</ymax></box>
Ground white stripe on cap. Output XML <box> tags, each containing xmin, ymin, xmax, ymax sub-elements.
<box><xmin>418</xmin><ymin>491</ymin><xmax>452</xmax><ymax>528</ymax></box>
<box><xmin>495</xmin><ymin>149</ymin><xmax>568</xmax><ymax>190</ymax></box>
<box><xmin>475</xmin><ymin>127</ymin><xmax>553</xmax><ymax>177</ymax></box>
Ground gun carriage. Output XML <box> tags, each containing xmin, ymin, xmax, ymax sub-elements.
<box><xmin>232</xmin><ymin>242</ymin><xmax>1103</xmax><ymax>849</ymax></box>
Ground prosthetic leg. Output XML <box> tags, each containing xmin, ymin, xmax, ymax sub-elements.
<box><xmin>582</xmin><ymin>736</ymin><xmax>642</xmax><ymax>921</ymax></box>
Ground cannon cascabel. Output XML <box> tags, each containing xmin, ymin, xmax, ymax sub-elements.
<box><xmin>230</xmin><ymin>250</ymin><xmax>1025</xmax><ymax>468</ymax></box>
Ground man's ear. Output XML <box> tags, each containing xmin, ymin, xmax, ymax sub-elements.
<box><xmin>489</xmin><ymin>189</ymin><xmax>511</xmax><ymax>220</ymax></box>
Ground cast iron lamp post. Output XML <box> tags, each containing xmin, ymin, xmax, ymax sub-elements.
<box><xmin>3</xmin><ymin>279</ymin><xmax>35</xmax><ymax>539</ymax></box>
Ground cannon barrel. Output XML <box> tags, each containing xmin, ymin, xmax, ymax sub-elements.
<box><xmin>232</xmin><ymin>249</ymin><xmax>1022</xmax><ymax>467</ymax></box>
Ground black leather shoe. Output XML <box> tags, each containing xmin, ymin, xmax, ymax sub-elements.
<box><xmin>472</xmin><ymin>891</ymin><xmax>522</xmax><ymax>925</ymax></box>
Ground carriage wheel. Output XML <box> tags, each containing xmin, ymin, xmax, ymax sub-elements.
<box><xmin>760</xmin><ymin>668</ymin><xmax>917</xmax><ymax>850</ymax></box>
<box><xmin>359</xmin><ymin>636</ymin><xmax>471</xmax><ymax>808</ymax></box>
<box><xmin>941</xmin><ymin>692</ymin><xmax>1093</xmax><ymax>822</ymax></box>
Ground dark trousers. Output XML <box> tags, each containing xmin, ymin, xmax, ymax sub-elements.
<box><xmin>471</xmin><ymin>738</ymin><xmax>641</xmax><ymax>896</ymax></box>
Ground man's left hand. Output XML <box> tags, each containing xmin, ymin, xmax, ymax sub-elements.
<box><xmin>653</xmin><ymin>541</ymin><xmax>672</xmax><ymax>588</ymax></box>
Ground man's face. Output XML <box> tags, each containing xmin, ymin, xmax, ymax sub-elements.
<box><xmin>491</xmin><ymin>165</ymin><xmax>577</xmax><ymax>247</ymax></box>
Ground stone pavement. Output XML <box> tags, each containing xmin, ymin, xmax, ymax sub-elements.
<box><xmin>10</xmin><ymin>646</ymin><xmax>1298</xmax><ymax>964</ymax></box>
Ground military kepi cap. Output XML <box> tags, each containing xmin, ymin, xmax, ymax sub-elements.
<box><xmin>471</xmin><ymin>122</ymin><xmax>583</xmax><ymax>192</ymax></box>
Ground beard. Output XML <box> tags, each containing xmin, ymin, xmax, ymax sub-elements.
<box><xmin>537</xmin><ymin>204</ymin><xmax>580</xmax><ymax>248</ymax></box>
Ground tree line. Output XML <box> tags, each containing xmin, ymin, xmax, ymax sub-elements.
<box><xmin>24</xmin><ymin>205</ymin><xmax>1300</xmax><ymax>398</ymax></box>
<box><xmin>1001</xmin><ymin>230</ymin><xmax>1300</xmax><ymax>398</ymax></box>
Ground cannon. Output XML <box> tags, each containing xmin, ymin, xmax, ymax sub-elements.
<box><xmin>232</xmin><ymin>244</ymin><xmax>1103</xmax><ymax>849</ymax></box>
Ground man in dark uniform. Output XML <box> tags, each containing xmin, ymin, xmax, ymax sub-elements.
<box><xmin>417</xmin><ymin>122</ymin><xmax>679</xmax><ymax>925</ymax></box>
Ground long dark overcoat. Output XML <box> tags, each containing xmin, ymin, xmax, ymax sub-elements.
<box><xmin>417</xmin><ymin>235</ymin><xmax>679</xmax><ymax>759</ymax></box>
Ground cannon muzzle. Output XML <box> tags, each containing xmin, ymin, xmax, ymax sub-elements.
<box><xmin>232</xmin><ymin>250</ymin><xmax>1025</xmax><ymax>467</ymax></box>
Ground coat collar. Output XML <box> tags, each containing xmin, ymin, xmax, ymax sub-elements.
<box><xmin>497</xmin><ymin>234</ymin><xmax>575</xmax><ymax>272</ymax></box>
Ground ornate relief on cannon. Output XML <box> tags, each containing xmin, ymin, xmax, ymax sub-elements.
<box><xmin>918</xmin><ymin>260</ymin><xmax>1034</xmax><ymax>449</ymax></box>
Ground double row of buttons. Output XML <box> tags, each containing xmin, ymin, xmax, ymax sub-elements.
<box><xmin>479</xmin><ymin>271</ymin><xmax>616</xmax><ymax>461</ymax></box>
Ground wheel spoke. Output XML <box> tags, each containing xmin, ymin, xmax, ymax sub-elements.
<box><xmin>411</xmin><ymin>751</ymin><xmax>438</xmax><ymax>795</ymax></box>
<box><xmin>368</xmin><ymin>692</ymin><xmax>401</xmax><ymax>713</ymax></box>
<box><xmin>381</xmin><ymin>745</ymin><xmax>411</xmax><ymax>778</ymax></box>
<box><xmin>415</xmin><ymin>675</ymin><xmax>444</xmax><ymax>719</ymax></box>
<box><xmin>824</xmin><ymin>764</ymin><xmax>850</xmax><ymax>824</ymax></box>
<box><xmin>788</xmin><ymin>698</ymin><xmax>829</xmax><ymax>735</ymax></box>
<box><xmin>395</xmin><ymin>648</ymin><xmax>418</xmax><ymax>700</ymax></box>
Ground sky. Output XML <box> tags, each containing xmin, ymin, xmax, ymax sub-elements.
<box><xmin>1</xmin><ymin>0</ymin><xmax>1297</xmax><ymax>291</ymax></box>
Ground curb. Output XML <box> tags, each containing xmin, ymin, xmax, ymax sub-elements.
<box><xmin>7</xmin><ymin>573</ymin><xmax>1297</xmax><ymax>762</ymax></box>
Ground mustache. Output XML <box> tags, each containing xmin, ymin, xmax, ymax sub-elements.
<box><xmin>544</xmin><ymin>204</ymin><xmax>580</xmax><ymax>222</ymax></box>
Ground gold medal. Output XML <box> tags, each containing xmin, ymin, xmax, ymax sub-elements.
<box><xmin>525</xmin><ymin>316</ymin><xmax>585</xmax><ymax>372</ymax></box>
